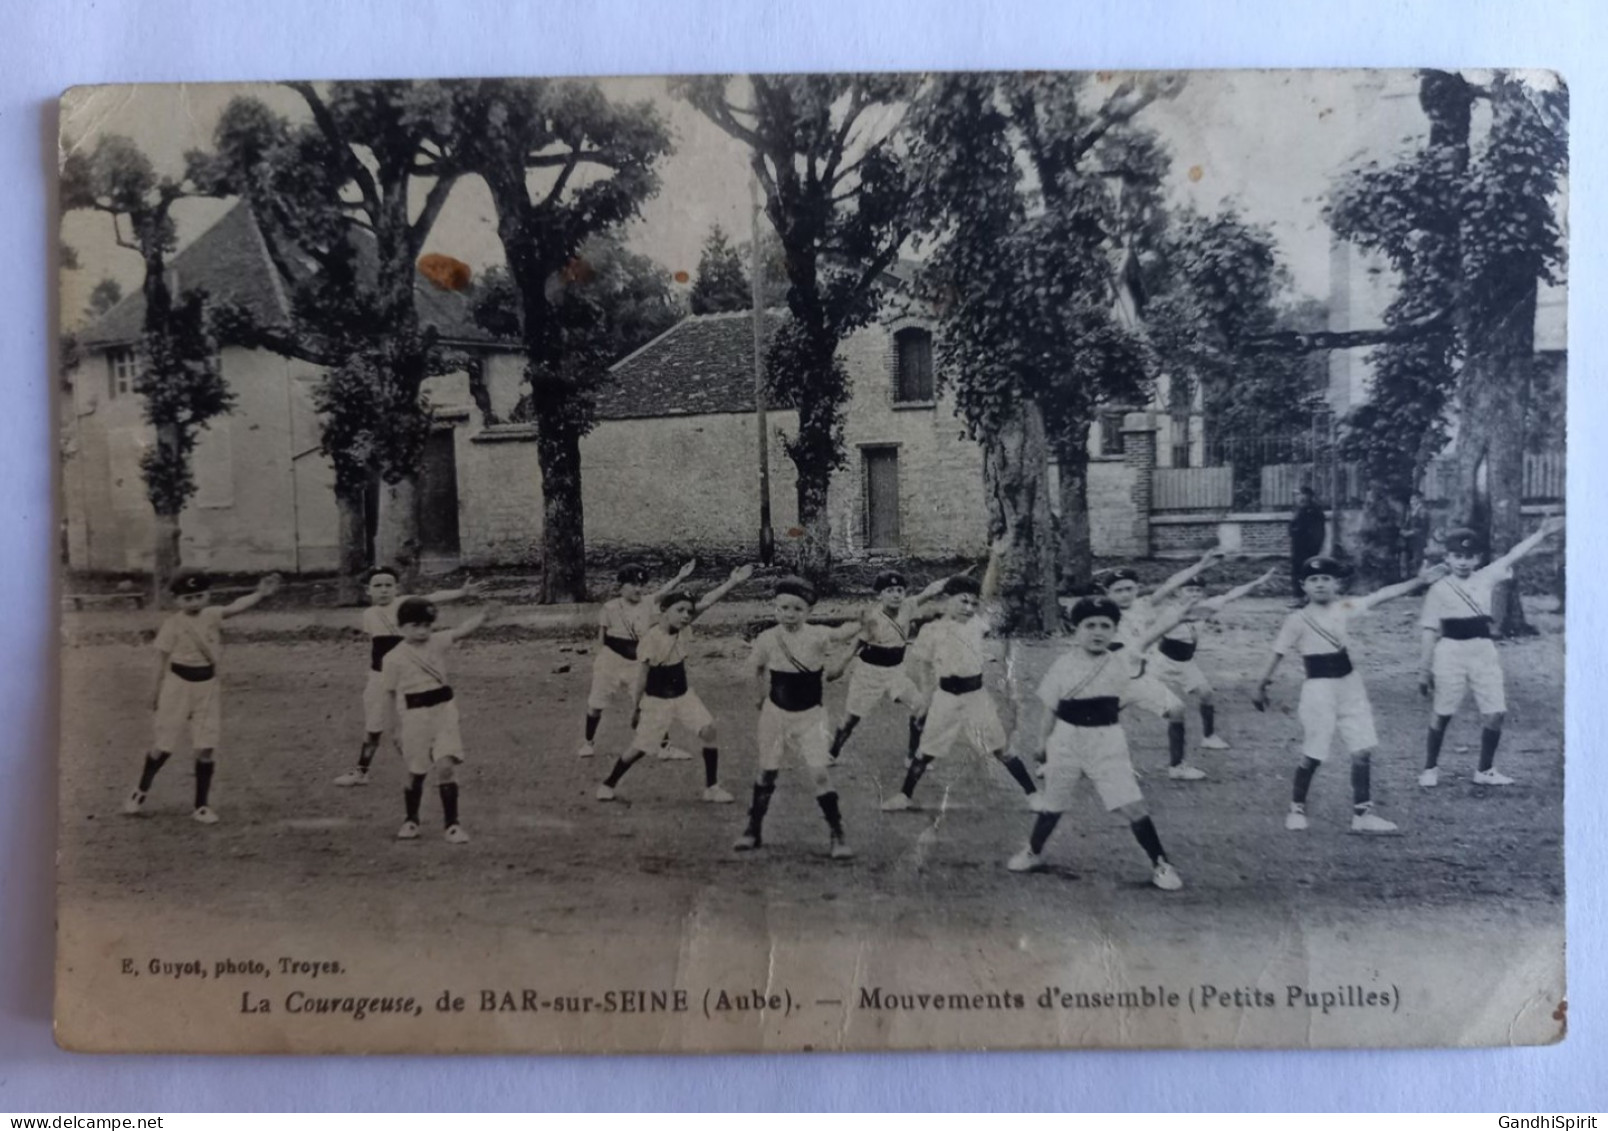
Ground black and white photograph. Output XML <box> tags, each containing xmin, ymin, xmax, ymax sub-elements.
<box><xmin>54</xmin><ymin>69</ymin><xmax>1567</xmax><ymax>1053</ymax></box>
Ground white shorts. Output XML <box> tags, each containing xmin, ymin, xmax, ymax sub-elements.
<box><xmin>588</xmin><ymin>647</ymin><xmax>642</xmax><ymax>712</ymax></box>
<box><xmin>397</xmin><ymin>698</ymin><xmax>465</xmax><ymax>775</ymax></box>
<box><xmin>633</xmin><ymin>691</ymin><xmax>714</xmax><ymax>750</ymax></box>
<box><xmin>844</xmin><ymin>660</ymin><xmax>921</xmax><ymax>718</ymax></box>
<box><xmin>1150</xmin><ymin>656</ymin><xmax>1212</xmax><ymax>698</ymax></box>
<box><xmin>918</xmin><ymin>688</ymin><xmax>1008</xmax><ymax>759</ymax></box>
<box><xmin>1297</xmin><ymin>672</ymin><xmax>1378</xmax><ymax>762</ymax></box>
<box><xmin>1042</xmin><ymin>722</ymin><xmax>1144</xmax><ymax>812</ymax></box>
<box><xmin>1432</xmin><ymin>638</ymin><xmax>1507</xmax><ymax>716</ymax></box>
<box><xmin>757</xmin><ymin>702</ymin><xmax>833</xmax><ymax>771</ymax></box>
<box><xmin>153</xmin><ymin>669</ymin><xmax>221</xmax><ymax>751</ymax></box>
<box><xmin>363</xmin><ymin>670</ymin><xmax>395</xmax><ymax>734</ymax></box>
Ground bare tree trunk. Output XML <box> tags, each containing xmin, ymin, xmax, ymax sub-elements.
<box><xmin>536</xmin><ymin>416</ymin><xmax>588</xmax><ymax>604</ymax></box>
<box><xmin>334</xmin><ymin>483</ymin><xmax>369</xmax><ymax>605</ymax></box>
<box><xmin>1053</xmin><ymin>425</ymin><xmax>1093</xmax><ymax>590</ymax></box>
<box><xmin>152</xmin><ymin>511</ymin><xmax>181</xmax><ymax>609</ymax></box>
<box><xmin>375</xmin><ymin>476</ymin><xmax>420</xmax><ymax>592</ymax></box>
<box><xmin>794</xmin><ymin>463</ymin><xmax>833</xmax><ymax>585</ymax></box>
<box><xmin>983</xmin><ymin>400</ymin><xmax>1060</xmax><ymax>635</ymax></box>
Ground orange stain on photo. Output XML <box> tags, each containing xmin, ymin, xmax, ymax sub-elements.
<box><xmin>416</xmin><ymin>253</ymin><xmax>472</xmax><ymax>291</ymax></box>
<box><xmin>1188</xmin><ymin>165</ymin><xmax>1204</xmax><ymax>182</ymax></box>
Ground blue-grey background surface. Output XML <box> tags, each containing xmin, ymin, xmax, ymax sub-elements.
<box><xmin>2</xmin><ymin>0</ymin><xmax>1603</xmax><ymax>1111</ymax></box>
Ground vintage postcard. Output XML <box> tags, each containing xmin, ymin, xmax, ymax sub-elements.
<box><xmin>55</xmin><ymin>70</ymin><xmax>1567</xmax><ymax>1053</ymax></box>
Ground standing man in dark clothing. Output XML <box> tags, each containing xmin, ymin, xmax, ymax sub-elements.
<box><xmin>1288</xmin><ymin>486</ymin><xmax>1328</xmax><ymax>601</ymax></box>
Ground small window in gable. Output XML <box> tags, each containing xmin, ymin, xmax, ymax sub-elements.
<box><xmin>106</xmin><ymin>348</ymin><xmax>136</xmax><ymax>400</ymax></box>
<box><xmin>893</xmin><ymin>327</ymin><xmax>935</xmax><ymax>404</ymax></box>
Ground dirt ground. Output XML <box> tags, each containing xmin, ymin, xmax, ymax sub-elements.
<box><xmin>59</xmin><ymin>595</ymin><xmax>1565</xmax><ymax>948</ymax></box>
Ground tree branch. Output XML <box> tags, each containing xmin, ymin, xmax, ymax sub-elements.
<box><xmin>540</xmin><ymin>151</ymin><xmax>582</xmax><ymax>210</ymax></box>
<box><xmin>1242</xmin><ymin>312</ymin><xmax>1452</xmax><ymax>354</ymax></box>
<box><xmin>285</xmin><ymin>81</ymin><xmax>381</xmax><ymax>220</ymax></box>
<box><xmin>1072</xmin><ymin>76</ymin><xmax>1180</xmax><ymax>161</ymax></box>
<box><xmin>410</xmin><ymin>173</ymin><xmax>459</xmax><ymax>256</ymax></box>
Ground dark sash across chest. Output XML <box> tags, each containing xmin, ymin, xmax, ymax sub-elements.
<box><xmin>1055</xmin><ymin>695</ymin><xmax>1121</xmax><ymax>727</ymax></box>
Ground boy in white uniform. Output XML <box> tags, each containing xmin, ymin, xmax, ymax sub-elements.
<box><xmin>881</xmin><ymin>575</ymin><xmax>1045</xmax><ymax>812</ymax></box>
<box><xmin>1095</xmin><ymin>545</ymin><xmax>1226</xmax><ymax>654</ymax></box>
<box><xmin>333</xmin><ymin>567</ymin><xmax>482</xmax><ymax>787</ymax></box>
<box><xmin>381</xmin><ymin>596</ymin><xmax>499</xmax><ymax>844</ymax></box>
<box><xmin>595</xmin><ymin>564</ymin><xmax>754</xmax><ymax>804</ymax></box>
<box><xmin>737</xmin><ymin>577</ymin><xmax>858</xmax><ymax>858</ymax></box>
<box><xmin>578</xmin><ymin>560</ymin><xmax>696</xmax><ymax>759</ymax></box>
<box><xmin>1418</xmin><ymin>517</ymin><xmax>1563</xmax><ymax>787</ymax></box>
<box><xmin>827</xmin><ymin>569</ymin><xmax>950</xmax><ymax>764</ymax></box>
<box><xmin>1253</xmin><ymin>556</ymin><xmax>1443</xmax><ymax>834</ymax></box>
<box><xmin>1008</xmin><ymin>595</ymin><xmax>1192</xmax><ymax>890</ymax></box>
<box><xmin>122</xmin><ymin>571</ymin><xmax>281</xmax><ymax>823</ymax></box>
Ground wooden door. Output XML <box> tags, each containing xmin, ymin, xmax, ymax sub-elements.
<box><xmin>417</xmin><ymin>428</ymin><xmax>461</xmax><ymax>558</ymax></box>
<box><xmin>863</xmin><ymin>447</ymin><xmax>901</xmax><ymax>550</ymax></box>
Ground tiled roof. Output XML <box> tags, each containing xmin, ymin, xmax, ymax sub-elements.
<box><xmin>81</xmin><ymin>201</ymin><xmax>505</xmax><ymax>351</ymax></box>
<box><xmin>594</xmin><ymin>310</ymin><xmax>790</xmax><ymax>420</ymax></box>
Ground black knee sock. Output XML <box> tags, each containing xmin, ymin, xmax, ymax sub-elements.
<box><xmin>439</xmin><ymin>782</ymin><xmax>459</xmax><ymax>828</ymax></box>
<box><xmin>907</xmin><ymin>716</ymin><xmax>923</xmax><ymax>759</ymax></box>
<box><xmin>1351</xmin><ymin>759</ymin><xmax>1372</xmax><ymax>811</ymax></box>
<box><xmin>1130</xmin><ymin>816</ymin><xmax>1166</xmax><ymax>865</ymax></box>
<box><xmin>746</xmin><ymin>772</ymin><xmax>778</xmax><ymax>837</ymax></box>
<box><xmin>194</xmin><ymin>760</ymin><xmax>215</xmax><ymax>809</ymax></box>
<box><xmin>1293</xmin><ymin>759</ymin><xmax>1318</xmax><ymax>805</ymax></box>
<box><xmin>830</xmin><ymin>715</ymin><xmax>860</xmax><ymax>758</ymax></box>
<box><xmin>1001</xmin><ymin>754</ymin><xmax>1038</xmax><ymax>795</ymax></box>
<box><xmin>900</xmin><ymin>755</ymin><xmax>933</xmax><ymax>799</ymax></box>
<box><xmin>138</xmin><ymin>751</ymin><xmax>170</xmax><ymax>792</ymax></box>
<box><xmin>1028</xmin><ymin>811</ymin><xmax>1061</xmax><ymax>854</ymax></box>
<box><xmin>1426</xmin><ymin>718</ymin><xmax>1451</xmax><ymax>769</ymax></box>
<box><xmin>702</xmin><ymin>747</ymin><xmax>719</xmax><ymax>788</ymax></box>
<box><xmin>1200</xmin><ymin>704</ymin><xmax>1216</xmax><ymax>737</ymax></box>
<box><xmin>404</xmin><ymin>774</ymin><xmax>425</xmax><ymax>823</ymax></box>
<box><xmin>816</xmin><ymin>790</ymin><xmax>844</xmax><ymax>835</ymax></box>
<box><xmin>1479</xmin><ymin>727</ymin><xmax>1502</xmax><ymax>772</ymax></box>
<box><xmin>604</xmin><ymin>751</ymin><xmax>643</xmax><ymax>788</ymax></box>
<box><xmin>584</xmin><ymin>712</ymin><xmax>601</xmax><ymax>743</ymax></box>
<box><xmin>1168</xmin><ymin>721</ymin><xmax>1186</xmax><ymax>766</ymax></box>
<box><xmin>358</xmin><ymin>734</ymin><xmax>380</xmax><ymax>770</ymax></box>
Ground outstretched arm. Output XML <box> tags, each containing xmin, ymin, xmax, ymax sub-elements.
<box><xmin>220</xmin><ymin>573</ymin><xmax>281</xmax><ymax>618</ymax></box>
<box><xmin>1490</xmin><ymin>515</ymin><xmax>1564</xmax><ymax>574</ymax></box>
<box><xmin>1151</xmin><ymin>546</ymin><xmax>1226</xmax><ymax>604</ymax></box>
<box><xmin>1134</xmin><ymin>599</ymin><xmax>1198</xmax><ymax>654</ymax></box>
<box><xmin>692</xmin><ymin>563</ymin><xmax>755</xmax><ymax>619</ymax></box>
<box><xmin>424</xmin><ymin>578</ymin><xmax>484</xmax><ymax>605</ymax></box>
<box><xmin>1355</xmin><ymin>562</ymin><xmax>1448</xmax><ymax>612</ymax></box>
<box><xmin>446</xmin><ymin>602</ymin><xmax>500</xmax><ymax>643</ymax></box>
<box><xmin>1200</xmin><ymin>567</ymin><xmax>1278</xmax><ymax>614</ymax></box>
<box><xmin>826</xmin><ymin>612</ymin><xmax>870</xmax><ymax>643</ymax></box>
<box><xmin>651</xmin><ymin>559</ymin><xmax>698</xmax><ymax>602</ymax></box>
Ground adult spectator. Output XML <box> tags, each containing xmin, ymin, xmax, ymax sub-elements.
<box><xmin>1288</xmin><ymin>486</ymin><xmax>1327</xmax><ymax>601</ymax></box>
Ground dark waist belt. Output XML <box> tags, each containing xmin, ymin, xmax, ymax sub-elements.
<box><xmin>644</xmin><ymin>661</ymin><xmax>689</xmax><ymax>699</ymax></box>
<box><xmin>404</xmin><ymin>686</ymin><xmax>454</xmax><ymax>709</ymax></box>
<box><xmin>1106</xmin><ymin>642</ymin><xmax>1126</xmax><ymax>653</ymax></box>
<box><xmin>370</xmin><ymin>635</ymin><xmax>403</xmax><ymax>672</ymax></box>
<box><xmin>170</xmin><ymin>661</ymin><xmax>215</xmax><ymax>683</ymax></box>
<box><xmin>939</xmin><ymin>673</ymin><xmax>984</xmax><ymax>695</ymax></box>
<box><xmin>859</xmin><ymin>643</ymin><xmax>906</xmax><ymax>668</ymax></box>
<box><xmin>1055</xmin><ymin>696</ymin><xmax>1122</xmax><ymax>727</ymax></box>
<box><xmin>769</xmin><ymin>669</ymin><xmax>824</xmax><ymax>712</ymax></box>
<box><xmin>1440</xmin><ymin>616</ymin><xmax>1491</xmax><ymax>641</ymax></box>
<box><xmin>1158</xmin><ymin>636</ymin><xmax>1197</xmax><ymax>663</ymax></box>
<box><xmin>603</xmin><ymin>634</ymin><xmax>640</xmax><ymax>660</ymax></box>
<box><xmin>1303</xmin><ymin>650</ymin><xmax>1354</xmax><ymax>679</ymax></box>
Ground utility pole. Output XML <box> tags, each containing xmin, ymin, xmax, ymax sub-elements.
<box><xmin>751</xmin><ymin>175</ymin><xmax>775</xmax><ymax>565</ymax></box>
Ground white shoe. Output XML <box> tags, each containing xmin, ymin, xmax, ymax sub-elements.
<box><xmin>702</xmin><ymin>784</ymin><xmax>735</xmax><ymax>804</ymax></box>
<box><xmin>1285</xmin><ymin>807</ymin><xmax>1309</xmax><ymax>831</ymax></box>
<box><xmin>1418</xmin><ymin>768</ymin><xmax>1439</xmax><ymax>788</ymax></box>
<box><xmin>1473</xmin><ymin>769</ymin><xmax>1515</xmax><ymax>786</ymax></box>
<box><xmin>577</xmin><ymin>742</ymin><xmax>596</xmax><ymax>760</ymax></box>
<box><xmin>1007</xmin><ymin>849</ymin><xmax>1045</xmax><ymax>873</ymax></box>
<box><xmin>1027</xmin><ymin>792</ymin><xmax>1050</xmax><ymax>813</ymax></box>
<box><xmin>1351</xmin><ymin>811</ymin><xmax>1400</xmax><ymax>834</ymax></box>
<box><xmin>121</xmin><ymin>789</ymin><xmax>147</xmax><ymax>816</ymax></box>
<box><xmin>1199</xmin><ymin>735</ymin><xmax>1230</xmax><ymax>751</ymax></box>
<box><xmin>657</xmin><ymin>745</ymin><xmax>694</xmax><ymax>761</ymax></box>
<box><xmin>1032</xmin><ymin>762</ymin><xmax>1046</xmax><ymax>781</ymax></box>
<box><xmin>1168</xmin><ymin>764</ymin><xmax>1207</xmax><ymax>781</ymax></box>
<box><xmin>830</xmin><ymin>835</ymin><xmax>856</xmax><ymax>860</ymax></box>
<box><xmin>396</xmin><ymin>820</ymin><xmax>421</xmax><ymax>840</ymax></box>
<box><xmin>191</xmin><ymin>806</ymin><xmax>219</xmax><ymax>825</ymax></box>
<box><xmin>734</xmin><ymin>832</ymin><xmax>762</xmax><ymax>852</ymax></box>
<box><xmin>595</xmin><ymin>783</ymin><xmax>617</xmax><ymax>801</ymax></box>
<box><xmin>1151</xmin><ymin>860</ymin><xmax>1184</xmax><ymax>891</ymax></box>
<box><xmin>880</xmin><ymin>793</ymin><xmax>913</xmax><ymax>812</ymax></box>
<box><xmin>333</xmin><ymin>768</ymin><xmax>370</xmax><ymax>787</ymax></box>
<box><xmin>444</xmin><ymin>824</ymin><xmax>470</xmax><ymax>844</ymax></box>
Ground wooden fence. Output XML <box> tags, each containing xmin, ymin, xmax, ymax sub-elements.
<box><xmin>1153</xmin><ymin>466</ymin><xmax>1233</xmax><ymax>510</ymax></box>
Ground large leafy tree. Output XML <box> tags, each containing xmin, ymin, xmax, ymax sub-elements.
<box><xmin>61</xmin><ymin>135</ymin><xmax>234</xmax><ymax>603</ymax></box>
<box><xmin>911</xmin><ymin>73</ymin><xmax>1178</xmax><ymax>631</ymax></box>
<box><xmin>442</xmin><ymin>78</ymin><xmax>672</xmax><ymax>603</ymax></box>
<box><xmin>1321</xmin><ymin>69</ymin><xmax>1566</xmax><ymax>633</ymax></box>
<box><xmin>675</xmin><ymin>74</ymin><xmax>921</xmax><ymax>581</ymax></box>
<box><xmin>192</xmin><ymin>82</ymin><xmax>464</xmax><ymax>596</ymax></box>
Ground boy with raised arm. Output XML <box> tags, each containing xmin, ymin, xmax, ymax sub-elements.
<box><xmin>1252</xmin><ymin>556</ymin><xmax>1444</xmax><ymax>834</ymax></box>
<box><xmin>595</xmin><ymin>564</ymin><xmax>755</xmax><ymax>804</ymax></box>
<box><xmin>1418</xmin><ymin>516</ymin><xmax>1564</xmax><ymax>787</ymax></box>
<box><xmin>1096</xmin><ymin>545</ymin><xmax>1227</xmax><ymax>653</ymax></box>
